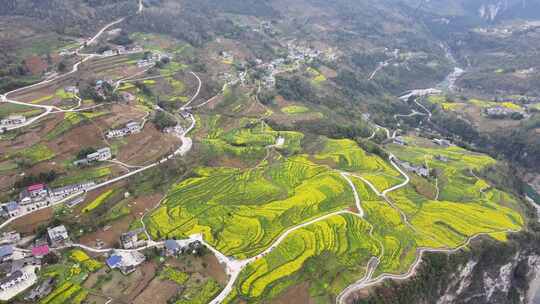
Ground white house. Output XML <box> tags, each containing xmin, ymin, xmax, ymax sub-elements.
<box><xmin>1</xmin><ymin>202</ymin><xmax>20</xmax><ymax>218</ymax></box>
<box><xmin>0</xmin><ymin>271</ymin><xmax>29</xmax><ymax>292</ymax></box>
<box><xmin>86</xmin><ymin>147</ymin><xmax>112</xmax><ymax>162</ymax></box>
<box><xmin>106</xmin><ymin>251</ymin><xmax>145</xmax><ymax>275</ymax></box>
<box><xmin>49</xmin><ymin>182</ymin><xmax>95</xmax><ymax>199</ymax></box>
<box><xmin>47</xmin><ymin>225</ymin><xmax>69</xmax><ymax>247</ymax></box>
<box><xmin>106</xmin><ymin>122</ymin><xmax>141</xmax><ymax>139</ymax></box>
<box><xmin>64</xmin><ymin>86</ymin><xmax>79</xmax><ymax>94</ymax></box>
<box><xmin>0</xmin><ymin>115</ymin><xmax>26</xmax><ymax>127</ymax></box>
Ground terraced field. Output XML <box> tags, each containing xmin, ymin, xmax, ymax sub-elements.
<box><xmin>315</xmin><ymin>138</ymin><xmax>403</xmax><ymax>191</ymax></box>
<box><xmin>233</xmin><ymin>214</ymin><xmax>379</xmax><ymax>302</ymax></box>
<box><xmin>221</xmin><ymin>136</ymin><xmax>524</xmax><ymax>302</ymax></box>
<box><xmin>146</xmin><ymin>156</ymin><xmax>355</xmax><ymax>258</ymax></box>
<box><xmin>145</xmin><ymin>129</ymin><xmax>523</xmax><ymax>303</ymax></box>
<box><xmin>202</xmin><ymin>118</ymin><xmax>304</xmax><ymax>163</ymax></box>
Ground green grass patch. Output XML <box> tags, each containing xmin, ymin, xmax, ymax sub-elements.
<box><xmin>159</xmin><ymin>266</ymin><xmax>189</xmax><ymax>285</ymax></box>
<box><xmin>11</xmin><ymin>143</ymin><xmax>55</xmax><ymax>164</ymax></box>
<box><xmin>281</xmin><ymin>105</ymin><xmax>310</xmax><ymax>114</ymax></box>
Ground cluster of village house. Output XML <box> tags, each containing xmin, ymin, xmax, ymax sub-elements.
<box><xmin>101</xmin><ymin>45</ymin><xmax>143</xmax><ymax>57</ymax></box>
<box><xmin>0</xmin><ymin>225</ymin><xmax>69</xmax><ymax>300</ymax></box>
<box><xmin>0</xmin><ymin>115</ymin><xmax>27</xmax><ymax>131</ymax></box>
<box><xmin>0</xmin><ymin>182</ymin><xmax>95</xmax><ymax>220</ymax></box>
<box><xmin>0</xmin><ymin>218</ymin><xmax>207</xmax><ymax>300</ymax></box>
<box><xmin>73</xmin><ymin>147</ymin><xmax>112</xmax><ymax>166</ymax></box>
<box><xmin>484</xmin><ymin>106</ymin><xmax>524</xmax><ymax>118</ymax></box>
<box><xmin>219</xmin><ymin>41</ymin><xmax>337</xmax><ymax>88</ymax></box>
<box><xmin>392</xmin><ymin>137</ymin><xmax>452</xmax><ymax>178</ymax></box>
<box><xmin>136</xmin><ymin>51</ymin><xmax>171</xmax><ymax>68</ymax></box>
<box><xmin>106</xmin><ymin>121</ymin><xmax>142</xmax><ymax>139</ymax></box>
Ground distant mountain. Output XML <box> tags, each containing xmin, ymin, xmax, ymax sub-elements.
<box><xmin>401</xmin><ymin>0</ymin><xmax>540</xmax><ymax>22</ymax></box>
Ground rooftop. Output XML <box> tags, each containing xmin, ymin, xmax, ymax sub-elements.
<box><xmin>31</xmin><ymin>245</ymin><xmax>49</xmax><ymax>257</ymax></box>
<box><xmin>27</xmin><ymin>184</ymin><xmax>45</xmax><ymax>192</ymax></box>
<box><xmin>0</xmin><ymin>245</ymin><xmax>13</xmax><ymax>258</ymax></box>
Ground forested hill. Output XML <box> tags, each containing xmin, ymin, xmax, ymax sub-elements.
<box><xmin>0</xmin><ymin>0</ymin><xmax>137</xmax><ymax>35</ymax></box>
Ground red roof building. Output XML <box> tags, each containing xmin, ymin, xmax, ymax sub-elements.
<box><xmin>27</xmin><ymin>184</ymin><xmax>45</xmax><ymax>193</ymax></box>
<box><xmin>31</xmin><ymin>245</ymin><xmax>49</xmax><ymax>257</ymax></box>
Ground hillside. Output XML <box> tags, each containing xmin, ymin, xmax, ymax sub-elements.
<box><xmin>0</xmin><ymin>0</ymin><xmax>539</xmax><ymax>304</ymax></box>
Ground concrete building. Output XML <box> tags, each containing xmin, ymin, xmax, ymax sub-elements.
<box><xmin>105</xmin><ymin>122</ymin><xmax>141</xmax><ymax>139</ymax></box>
<box><xmin>121</xmin><ymin>92</ymin><xmax>136</xmax><ymax>102</ymax></box>
<box><xmin>47</xmin><ymin>225</ymin><xmax>69</xmax><ymax>247</ymax></box>
<box><xmin>393</xmin><ymin>137</ymin><xmax>408</xmax><ymax>146</ymax></box>
<box><xmin>0</xmin><ymin>245</ymin><xmax>14</xmax><ymax>262</ymax></box>
<box><xmin>0</xmin><ymin>232</ymin><xmax>20</xmax><ymax>245</ymax></box>
<box><xmin>64</xmin><ymin>86</ymin><xmax>79</xmax><ymax>94</ymax></box>
<box><xmin>164</xmin><ymin>240</ymin><xmax>181</xmax><ymax>256</ymax></box>
<box><xmin>398</xmin><ymin>161</ymin><xmax>430</xmax><ymax>178</ymax></box>
<box><xmin>0</xmin><ymin>271</ymin><xmax>28</xmax><ymax>292</ymax></box>
<box><xmin>0</xmin><ymin>115</ymin><xmax>26</xmax><ymax>127</ymax></box>
<box><xmin>433</xmin><ymin>138</ymin><xmax>451</xmax><ymax>147</ymax></box>
<box><xmin>49</xmin><ymin>182</ymin><xmax>95</xmax><ymax>199</ymax></box>
<box><xmin>1</xmin><ymin>202</ymin><xmax>20</xmax><ymax>218</ymax></box>
<box><xmin>120</xmin><ymin>230</ymin><xmax>144</xmax><ymax>249</ymax></box>
<box><xmin>106</xmin><ymin>251</ymin><xmax>145</xmax><ymax>275</ymax></box>
<box><xmin>31</xmin><ymin>245</ymin><xmax>49</xmax><ymax>258</ymax></box>
<box><xmin>85</xmin><ymin>147</ymin><xmax>112</xmax><ymax>162</ymax></box>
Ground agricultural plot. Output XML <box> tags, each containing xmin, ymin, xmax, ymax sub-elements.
<box><xmin>145</xmin><ymin>156</ymin><xmax>355</xmax><ymax>258</ymax></box>
<box><xmin>202</xmin><ymin>119</ymin><xmax>304</xmax><ymax>163</ymax></box>
<box><xmin>426</xmin><ymin>95</ymin><xmax>466</xmax><ymax>111</ymax></box>
<box><xmin>281</xmin><ymin>105</ymin><xmax>310</xmax><ymax>115</ymax></box>
<box><xmin>231</xmin><ymin>214</ymin><xmax>380</xmax><ymax>302</ymax></box>
<box><xmin>39</xmin><ymin>249</ymin><xmax>103</xmax><ymax>304</ymax></box>
<box><xmin>8</xmin><ymin>143</ymin><xmax>55</xmax><ymax>165</ymax></box>
<box><xmin>83</xmin><ymin>189</ymin><xmax>115</xmax><ymax>213</ymax></box>
<box><xmin>315</xmin><ymin>138</ymin><xmax>402</xmax><ymax>191</ymax></box>
<box><xmin>385</xmin><ymin>137</ymin><xmax>523</xmax><ymax>245</ymax></box>
<box><xmin>225</xmin><ymin>136</ymin><xmax>524</xmax><ymax>303</ymax></box>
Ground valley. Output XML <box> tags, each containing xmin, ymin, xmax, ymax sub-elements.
<box><xmin>0</xmin><ymin>1</ymin><xmax>538</xmax><ymax>304</ymax></box>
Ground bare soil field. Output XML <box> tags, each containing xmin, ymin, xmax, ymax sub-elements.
<box><xmin>133</xmin><ymin>277</ymin><xmax>179</xmax><ymax>304</ymax></box>
<box><xmin>79</xmin><ymin>193</ymin><xmax>162</xmax><ymax>248</ymax></box>
<box><xmin>273</xmin><ymin>282</ymin><xmax>315</xmax><ymax>304</ymax></box>
<box><xmin>166</xmin><ymin>253</ymin><xmax>227</xmax><ymax>286</ymax></box>
<box><xmin>7</xmin><ymin>207</ymin><xmax>53</xmax><ymax>235</ymax></box>
<box><xmin>116</xmin><ymin>126</ymin><xmax>180</xmax><ymax>165</ymax></box>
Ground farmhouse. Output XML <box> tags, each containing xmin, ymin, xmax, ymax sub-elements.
<box><xmin>25</xmin><ymin>277</ymin><xmax>54</xmax><ymax>301</ymax></box>
<box><xmin>398</xmin><ymin>161</ymin><xmax>430</xmax><ymax>178</ymax></box>
<box><xmin>64</xmin><ymin>86</ymin><xmax>79</xmax><ymax>94</ymax></box>
<box><xmin>393</xmin><ymin>137</ymin><xmax>408</xmax><ymax>146</ymax></box>
<box><xmin>0</xmin><ymin>270</ymin><xmax>28</xmax><ymax>292</ymax></box>
<box><xmin>1</xmin><ymin>202</ymin><xmax>20</xmax><ymax>218</ymax></box>
<box><xmin>433</xmin><ymin>138</ymin><xmax>451</xmax><ymax>147</ymax></box>
<box><xmin>164</xmin><ymin>240</ymin><xmax>181</xmax><ymax>256</ymax></box>
<box><xmin>26</xmin><ymin>184</ymin><xmax>48</xmax><ymax>199</ymax></box>
<box><xmin>47</xmin><ymin>225</ymin><xmax>69</xmax><ymax>247</ymax></box>
<box><xmin>120</xmin><ymin>229</ymin><xmax>145</xmax><ymax>249</ymax></box>
<box><xmin>0</xmin><ymin>265</ymin><xmax>39</xmax><ymax>302</ymax></box>
<box><xmin>435</xmin><ymin>155</ymin><xmax>449</xmax><ymax>162</ymax></box>
<box><xmin>106</xmin><ymin>251</ymin><xmax>145</xmax><ymax>275</ymax></box>
<box><xmin>31</xmin><ymin>245</ymin><xmax>49</xmax><ymax>258</ymax></box>
<box><xmin>0</xmin><ymin>246</ymin><xmax>13</xmax><ymax>263</ymax></box>
<box><xmin>0</xmin><ymin>115</ymin><xmax>26</xmax><ymax>127</ymax></box>
<box><xmin>0</xmin><ymin>232</ymin><xmax>20</xmax><ymax>245</ymax></box>
<box><xmin>49</xmin><ymin>182</ymin><xmax>95</xmax><ymax>199</ymax></box>
<box><xmin>121</xmin><ymin>92</ymin><xmax>136</xmax><ymax>102</ymax></box>
<box><xmin>485</xmin><ymin>106</ymin><xmax>522</xmax><ymax>118</ymax></box>
<box><xmin>86</xmin><ymin>147</ymin><xmax>112</xmax><ymax>163</ymax></box>
<box><xmin>106</xmin><ymin>122</ymin><xmax>141</xmax><ymax>139</ymax></box>
<box><xmin>15</xmin><ymin>184</ymin><xmax>51</xmax><ymax>212</ymax></box>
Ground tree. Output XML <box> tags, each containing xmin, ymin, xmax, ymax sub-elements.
<box><xmin>152</xmin><ymin>111</ymin><xmax>176</xmax><ymax>131</ymax></box>
<box><xmin>58</xmin><ymin>61</ymin><xmax>67</xmax><ymax>72</ymax></box>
